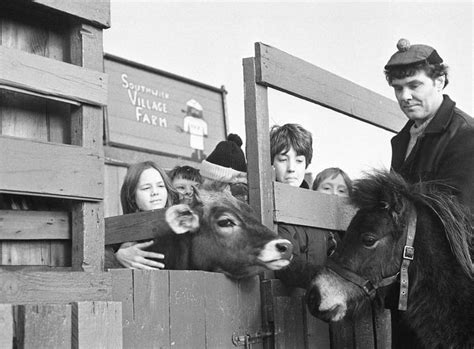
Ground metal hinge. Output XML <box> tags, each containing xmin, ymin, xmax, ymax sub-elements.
<box><xmin>232</xmin><ymin>330</ymin><xmax>273</xmax><ymax>348</ymax></box>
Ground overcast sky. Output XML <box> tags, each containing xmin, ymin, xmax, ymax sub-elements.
<box><xmin>104</xmin><ymin>1</ymin><xmax>473</xmax><ymax>179</ymax></box>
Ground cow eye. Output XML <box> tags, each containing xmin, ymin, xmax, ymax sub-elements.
<box><xmin>217</xmin><ymin>218</ymin><xmax>235</xmax><ymax>228</ymax></box>
<box><xmin>361</xmin><ymin>235</ymin><xmax>378</xmax><ymax>248</ymax></box>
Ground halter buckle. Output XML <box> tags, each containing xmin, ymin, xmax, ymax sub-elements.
<box><xmin>403</xmin><ymin>246</ymin><xmax>414</xmax><ymax>260</ymax></box>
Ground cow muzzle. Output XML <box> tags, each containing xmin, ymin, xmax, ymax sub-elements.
<box><xmin>258</xmin><ymin>239</ymin><xmax>293</xmax><ymax>270</ymax></box>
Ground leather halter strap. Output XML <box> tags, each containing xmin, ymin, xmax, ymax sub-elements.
<box><xmin>326</xmin><ymin>208</ymin><xmax>417</xmax><ymax>311</ymax></box>
<box><xmin>398</xmin><ymin>209</ymin><xmax>417</xmax><ymax>310</ymax></box>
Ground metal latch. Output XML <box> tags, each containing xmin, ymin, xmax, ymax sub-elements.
<box><xmin>232</xmin><ymin>330</ymin><xmax>273</xmax><ymax>348</ymax></box>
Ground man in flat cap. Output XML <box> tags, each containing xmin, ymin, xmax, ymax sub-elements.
<box><xmin>385</xmin><ymin>39</ymin><xmax>474</xmax><ymax>348</ymax></box>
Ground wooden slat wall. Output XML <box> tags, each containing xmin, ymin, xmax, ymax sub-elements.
<box><xmin>0</xmin><ymin>45</ymin><xmax>107</xmax><ymax>106</ymax></box>
<box><xmin>255</xmin><ymin>42</ymin><xmax>405</xmax><ymax>133</ymax></box>
<box><xmin>0</xmin><ymin>136</ymin><xmax>103</xmax><ymax>200</ymax></box>
<box><xmin>0</xmin><ymin>270</ymin><xmax>111</xmax><ymax>303</ymax></box>
<box><xmin>0</xmin><ymin>210</ymin><xmax>69</xmax><ymax>240</ymax></box>
<box><xmin>111</xmin><ymin>270</ymin><xmax>263</xmax><ymax>349</ymax></box>
<box><xmin>31</xmin><ymin>0</ymin><xmax>111</xmax><ymax>28</ymax></box>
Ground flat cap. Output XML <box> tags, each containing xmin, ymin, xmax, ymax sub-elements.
<box><xmin>385</xmin><ymin>38</ymin><xmax>443</xmax><ymax>69</ymax></box>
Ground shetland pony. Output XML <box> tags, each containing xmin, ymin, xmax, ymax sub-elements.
<box><xmin>306</xmin><ymin>170</ymin><xmax>473</xmax><ymax>348</ymax></box>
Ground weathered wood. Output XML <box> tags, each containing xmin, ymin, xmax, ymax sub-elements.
<box><xmin>69</xmin><ymin>22</ymin><xmax>105</xmax><ymax>273</ymax></box>
<box><xmin>243</xmin><ymin>57</ymin><xmax>274</xmax><ymax>229</ymax></box>
<box><xmin>109</xmin><ymin>269</ymin><xmax>134</xmax><ymax>348</ymax></box>
<box><xmin>354</xmin><ymin>307</ymin><xmax>375</xmax><ymax>348</ymax></box>
<box><xmin>0</xmin><ymin>210</ymin><xmax>70</xmax><ymax>240</ymax></box>
<box><xmin>16</xmin><ymin>303</ymin><xmax>72</xmax><ymax>348</ymax></box>
<box><xmin>72</xmin><ymin>301</ymin><xmax>122</xmax><ymax>349</ymax></box>
<box><xmin>236</xmin><ymin>276</ymin><xmax>264</xmax><ymax>349</ymax></box>
<box><xmin>132</xmin><ymin>270</ymin><xmax>169</xmax><ymax>349</ymax></box>
<box><xmin>105</xmin><ymin>209</ymin><xmax>174</xmax><ymax>245</ymax></box>
<box><xmin>32</xmin><ymin>0</ymin><xmax>111</xmax><ymax>28</ymax></box>
<box><xmin>274</xmin><ymin>296</ymin><xmax>305</xmax><ymax>349</ymax></box>
<box><xmin>71</xmin><ymin>203</ymin><xmax>104</xmax><ymax>271</ymax></box>
<box><xmin>255</xmin><ymin>42</ymin><xmax>405</xmax><ymax>133</ymax></box>
<box><xmin>0</xmin><ymin>136</ymin><xmax>103</xmax><ymax>200</ymax></box>
<box><xmin>274</xmin><ymin>182</ymin><xmax>356</xmax><ymax>231</ymax></box>
<box><xmin>104</xmin><ymin>164</ymin><xmax>123</xmax><ymax>218</ymax></box>
<box><xmin>303</xmin><ymin>307</ymin><xmax>330</xmax><ymax>349</ymax></box>
<box><xmin>0</xmin><ymin>304</ymin><xmax>13</xmax><ymax>348</ymax></box>
<box><xmin>373</xmin><ymin>306</ymin><xmax>391</xmax><ymax>349</ymax></box>
<box><xmin>0</xmin><ymin>271</ymin><xmax>111</xmax><ymax>303</ymax></box>
<box><xmin>169</xmin><ymin>271</ymin><xmax>206</xmax><ymax>348</ymax></box>
<box><xmin>330</xmin><ymin>319</ymin><xmax>354</xmax><ymax>349</ymax></box>
<box><xmin>203</xmin><ymin>273</ymin><xmax>240</xmax><ymax>349</ymax></box>
<box><xmin>0</xmin><ymin>15</ymin><xmax>68</xmax><ymax>61</ymax></box>
<box><xmin>0</xmin><ymin>45</ymin><xmax>107</xmax><ymax>106</ymax></box>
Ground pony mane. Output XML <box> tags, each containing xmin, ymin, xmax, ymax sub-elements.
<box><xmin>351</xmin><ymin>169</ymin><xmax>473</xmax><ymax>279</ymax></box>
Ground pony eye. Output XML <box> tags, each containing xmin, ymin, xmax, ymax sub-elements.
<box><xmin>362</xmin><ymin>235</ymin><xmax>377</xmax><ymax>247</ymax></box>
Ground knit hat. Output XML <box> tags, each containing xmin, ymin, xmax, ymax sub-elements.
<box><xmin>200</xmin><ymin>134</ymin><xmax>247</xmax><ymax>183</ymax></box>
<box><xmin>385</xmin><ymin>38</ymin><xmax>443</xmax><ymax>69</ymax></box>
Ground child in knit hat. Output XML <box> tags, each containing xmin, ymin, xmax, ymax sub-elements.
<box><xmin>200</xmin><ymin>133</ymin><xmax>248</xmax><ymax>201</ymax></box>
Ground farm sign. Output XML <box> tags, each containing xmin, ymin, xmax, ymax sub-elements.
<box><xmin>104</xmin><ymin>54</ymin><xmax>227</xmax><ymax>162</ymax></box>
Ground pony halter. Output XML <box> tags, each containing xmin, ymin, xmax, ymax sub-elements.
<box><xmin>326</xmin><ymin>209</ymin><xmax>417</xmax><ymax>311</ymax></box>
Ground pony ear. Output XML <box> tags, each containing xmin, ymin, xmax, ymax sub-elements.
<box><xmin>166</xmin><ymin>204</ymin><xmax>200</xmax><ymax>234</ymax></box>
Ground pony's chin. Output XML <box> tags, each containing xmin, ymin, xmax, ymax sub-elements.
<box><xmin>310</xmin><ymin>304</ymin><xmax>347</xmax><ymax>323</ymax></box>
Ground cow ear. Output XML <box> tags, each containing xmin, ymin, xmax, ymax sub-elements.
<box><xmin>166</xmin><ymin>204</ymin><xmax>200</xmax><ymax>234</ymax></box>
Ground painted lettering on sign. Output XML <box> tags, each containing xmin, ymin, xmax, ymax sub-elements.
<box><xmin>121</xmin><ymin>73</ymin><xmax>169</xmax><ymax>127</ymax></box>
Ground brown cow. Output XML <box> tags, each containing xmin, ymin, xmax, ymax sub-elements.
<box><xmin>106</xmin><ymin>186</ymin><xmax>293</xmax><ymax>279</ymax></box>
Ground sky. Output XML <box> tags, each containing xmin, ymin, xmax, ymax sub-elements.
<box><xmin>104</xmin><ymin>1</ymin><xmax>473</xmax><ymax>180</ymax></box>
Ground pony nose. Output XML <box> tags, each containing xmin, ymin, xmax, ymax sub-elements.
<box><xmin>276</xmin><ymin>240</ymin><xmax>293</xmax><ymax>259</ymax></box>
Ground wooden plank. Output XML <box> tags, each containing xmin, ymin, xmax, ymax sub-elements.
<box><xmin>169</xmin><ymin>271</ymin><xmax>206</xmax><ymax>348</ymax></box>
<box><xmin>69</xmin><ymin>22</ymin><xmax>105</xmax><ymax>273</ymax></box>
<box><xmin>72</xmin><ymin>301</ymin><xmax>122</xmax><ymax>349</ymax></box>
<box><xmin>0</xmin><ymin>304</ymin><xmax>13</xmax><ymax>348</ymax></box>
<box><xmin>330</xmin><ymin>319</ymin><xmax>354</xmax><ymax>349</ymax></box>
<box><xmin>16</xmin><ymin>303</ymin><xmax>72</xmax><ymax>348</ymax></box>
<box><xmin>243</xmin><ymin>57</ymin><xmax>274</xmax><ymax>229</ymax></box>
<box><xmin>203</xmin><ymin>273</ymin><xmax>239</xmax><ymax>349</ymax></box>
<box><xmin>110</xmin><ymin>269</ymin><xmax>134</xmax><ymax>348</ymax></box>
<box><xmin>0</xmin><ymin>271</ymin><xmax>111</xmax><ymax>303</ymax></box>
<box><xmin>237</xmin><ymin>276</ymin><xmax>264</xmax><ymax>349</ymax></box>
<box><xmin>274</xmin><ymin>182</ymin><xmax>356</xmax><ymax>230</ymax></box>
<box><xmin>303</xmin><ymin>307</ymin><xmax>331</xmax><ymax>349</ymax></box>
<box><xmin>0</xmin><ymin>210</ymin><xmax>70</xmax><ymax>240</ymax></box>
<box><xmin>255</xmin><ymin>42</ymin><xmax>405</xmax><ymax>133</ymax></box>
<box><xmin>373</xmin><ymin>306</ymin><xmax>391</xmax><ymax>349</ymax></box>
<box><xmin>132</xmin><ymin>270</ymin><xmax>169</xmax><ymax>348</ymax></box>
<box><xmin>71</xmin><ymin>203</ymin><xmax>104</xmax><ymax>271</ymax></box>
<box><xmin>1</xmin><ymin>241</ymin><xmax>50</xmax><ymax>266</ymax></box>
<box><xmin>0</xmin><ymin>136</ymin><xmax>103</xmax><ymax>200</ymax></box>
<box><xmin>0</xmin><ymin>45</ymin><xmax>107</xmax><ymax>106</ymax></box>
<box><xmin>104</xmin><ymin>164</ymin><xmax>121</xmax><ymax>218</ymax></box>
<box><xmin>274</xmin><ymin>296</ymin><xmax>305</xmax><ymax>349</ymax></box>
<box><xmin>105</xmin><ymin>209</ymin><xmax>174</xmax><ymax>245</ymax></box>
<box><xmin>354</xmin><ymin>307</ymin><xmax>375</xmax><ymax>348</ymax></box>
<box><xmin>32</xmin><ymin>0</ymin><xmax>111</xmax><ymax>28</ymax></box>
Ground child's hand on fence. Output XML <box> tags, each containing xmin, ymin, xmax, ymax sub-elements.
<box><xmin>115</xmin><ymin>240</ymin><xmax>165</xmax><ymax>270</ymax></box>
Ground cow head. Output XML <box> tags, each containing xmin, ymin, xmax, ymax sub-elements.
<box><xmin>165</xmin><ymin>187</ymin><xmax>293</xmax><ymax>279</ymax></box>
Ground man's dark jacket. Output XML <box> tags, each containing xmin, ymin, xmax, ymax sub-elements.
<box><xmin>391</xmin><ymin>94</ymin><xmax>474</xmax><ymax>223</ymax></box>
<box><xmin>389</xmin><ymin>94</ymin><xmax>474</xmax><ymax>348</ymax></box>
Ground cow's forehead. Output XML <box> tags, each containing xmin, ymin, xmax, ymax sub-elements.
<box><xmin>198</xmin><ymin>189</ymin><xmax>245</xmax><ymax>212</ymax></box>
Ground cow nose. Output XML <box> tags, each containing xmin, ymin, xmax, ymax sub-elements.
<box><xmin>276</xmin><ymin>240</ymin><xmax>293</xmax><ymax>259</ymax></box>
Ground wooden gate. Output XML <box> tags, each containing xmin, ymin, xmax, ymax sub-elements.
<box><xmin>243</xmin><ymin>42</ymin><xmax>406</xmax><ymax>348</ymax></box>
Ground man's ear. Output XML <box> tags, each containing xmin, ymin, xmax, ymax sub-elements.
<box><xmin>434</xmin><ymin>75</ymin><xmax>445</xmax><ymax>91</ymax></box>
<box><xmin>165</xmin><ymin>204</ymin><xmax>200</xmax><ymax>234</ymax></box>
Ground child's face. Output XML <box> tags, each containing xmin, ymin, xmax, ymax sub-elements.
<box><xmin>316</xmin><ymin>174</ymin><xmax>349</xmax><ymax>197</ymax></box>
<box><xmin>172</xmin><ymin>176</ymin><xmax>199</xmax><ymax>204</ymax></box>
<box><xmin>273</xmin><ymin>146</ymin><xmax>306</xmax><ymax>187</ymax></box>
<box><xmin>135</xmin><ymin>168</ymin><xmax>168</xmax><ymax>211</ymax></box>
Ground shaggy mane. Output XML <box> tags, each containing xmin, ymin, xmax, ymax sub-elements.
<box><xmin>351</xmin><ymin>169</ymin><xmax>473</xmax><ymax>279</ymax></box>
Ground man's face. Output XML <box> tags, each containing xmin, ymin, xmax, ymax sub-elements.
<box><xmin>273</xmin><ymin>146</ymin><xmax>307</xmax><ymax>187</ymax></box>
<box><xmin>390</xmin><ymin>70</ymin><xmax>444</xmax><ymax>126</ymax></box>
